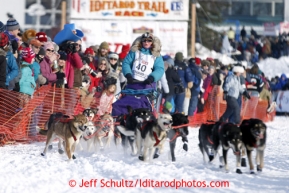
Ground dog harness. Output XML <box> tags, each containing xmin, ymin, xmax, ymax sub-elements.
<box><xmin>153</xmin><ymin>125</ymin><xmax>166</xmax><ymax>146</ymax></box>
<box><xmin>153</xmin><ymin>132</ymin><xmax>161</xmax><ymax>147</ymax></box>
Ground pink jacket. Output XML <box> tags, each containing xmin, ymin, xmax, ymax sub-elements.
<box><xmin>65</xmin><ymin>53</ymin><xmax>83</xmax><ymax>88</ymax></box>
<box><xmin>40</xmin><ymin>56</ymin><xmax>57</xmax><ymax>83</ymax></box>
<box><xmin>97</xmin><ymin>92</ymin><xmax>114</xmax><ymax>115</ymax></box>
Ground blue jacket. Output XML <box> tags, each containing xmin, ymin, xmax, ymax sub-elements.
<box><xmin>19</xmin><ymin>62</ymin><xmax>36</xmax><ymax>96</ymax></box>
<box><xmin>30</xmin><ymin>61</ymin><xmax>41</xmax><ymax>82</ymax></box>
<box><xmin>223</xmin><ymin>74</ymin><xmax>245</xmax><ymax>99</ymax></box>
<box><xmin>188</xmin><ymin>62</ymin><xmax>202</xmax><ymax>95</ymax></box>
<box><xmin>272</xmin><ymin>73</ymin><xmax>288</xmax><ymax>91</ymax></box>
<box><xmin>122</xmin><ymin>48</ymin><xmax>164</xmax><ymax>82</ymax></box>
<box><xmin>174</xmin><ymin>60</ymin><xmax>193</xmax><ymax>88</ymax></box>
<box><xmin>5</xmin><ymin>51</ymin><xmax>19</xmax><ymax>86</ymax></box>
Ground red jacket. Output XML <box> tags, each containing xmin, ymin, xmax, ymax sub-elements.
<box><xmin>65</xmin><ymin>53</ymin><xmax>83</xmax><ymax>88</ymax></box>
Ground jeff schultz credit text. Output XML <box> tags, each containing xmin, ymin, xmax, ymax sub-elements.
<box><xmin>69</xmin><ymin>179</ymin><xmax>230</xmax><ymax>189</ymax></box>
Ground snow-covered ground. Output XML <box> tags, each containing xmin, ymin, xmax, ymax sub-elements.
<box><xmin>258</xmin><ymin>56</ymin><xmax>289</xmax><ymax>79</ymax></box>
<box><xmin>1</xmin><ymin>117</ymin><xmax>289</xmax><ymax>193</ymax></box>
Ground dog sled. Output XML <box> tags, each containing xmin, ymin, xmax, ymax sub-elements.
<box><xmin>112</xmin><ymin>80</ymin><xmax>161</xmax><ymax>117</ymax></box>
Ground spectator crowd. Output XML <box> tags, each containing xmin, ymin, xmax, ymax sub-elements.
<box><xmin>0</xmin><ymin>18</ymin><xmax>288</xmax><ymax>125</ymax></box>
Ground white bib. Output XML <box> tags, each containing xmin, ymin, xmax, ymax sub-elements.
<box><xmin>132</xmin><ymin>51</ymin><xmax>155</xmax><ymax>81</ymax></box>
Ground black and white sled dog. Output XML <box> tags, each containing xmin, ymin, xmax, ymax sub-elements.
<box><xmin>82</xmin><ymin>108</ymin><xmax>98</xmax><ymax>121</ymax></box>
<box><xmin>167</xmin><ymin>113</ymin><xmax>189</xmax><ymax>162</ymax></box>
<box><xmin>115</xmin><ymin>106</ymin><xmax>154</xmax><ymax>155</ymax></box>
<box><xmin>138</xmin><ymin>112</ymin><xmax>173</xmax><ymax>161</ymax></box>
<box><xmin>240</xmin><ymin>118</ymin><xmax>267</xmax><ymax>174</ymax></box>
<box><xmin>198</xmin><ymin>122</ymin><xmax>244</xmax><ymax>173</ymax></box>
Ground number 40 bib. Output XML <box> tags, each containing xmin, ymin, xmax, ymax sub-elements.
<box><xmin>132</xmin><ymin>51</ymin><xmax>155</xmax><ymax>81</ymax></box>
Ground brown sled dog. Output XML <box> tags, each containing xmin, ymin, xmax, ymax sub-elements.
<box><xmin>40</xmin><ymin>113</ymin><xmax>88</xmax><ymax>160</ymax></box>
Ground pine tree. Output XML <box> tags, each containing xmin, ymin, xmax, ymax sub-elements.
<box><xmin>188</xmin><ymin>1</ymin><xmax>230</xmax><ymax>55</ymax></box>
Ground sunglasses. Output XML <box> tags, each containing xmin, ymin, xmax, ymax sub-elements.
<box><xmin>109</xmin><ymin>58</ymin><xmax>117</xmax><ymax>61</ymax></box>
<box><xmin>46</xmin><ymin>49</ymin><xmax>54</xmax><ymax>52</ymax></box>
<box><xmin>100</xmin><ymin>63</ymin><xmax>106</xmax><ymax>66</ymax></box>
<box><xmin>142</xmin><ymin>39</ymin><xmax>152</xmax><ymax>43</ymax></box>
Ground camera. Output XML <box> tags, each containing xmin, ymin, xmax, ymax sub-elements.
<box><xmin>96</xmin><ymin>86</ymin><xmax>102</xmax><ymax>92</ymax></box>
<box><xmin>82</xmin><ymin>57</ymin><xmax>97</xmax><ymax>77</ymax></box>
<box><xmin>84</xmin><ymin>64</ymin><xmax>97</xmax><ymax>77</ymax></box>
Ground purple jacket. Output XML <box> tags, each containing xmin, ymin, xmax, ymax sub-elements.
<box><xmin>40</xmin><ymin>56</ymin><xmax>57</xmax><ymax>83</ymax></box>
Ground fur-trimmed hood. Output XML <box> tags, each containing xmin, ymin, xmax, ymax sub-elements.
<box><xmin>130</xmin><ymin>35</ymin><xmax>162</xmax><ymax>57</ymax></box>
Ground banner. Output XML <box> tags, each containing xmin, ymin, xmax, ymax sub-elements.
<box><xmin>279</xmin><ymin>21</ymin><xmax>289</xmax><ymax>34</ymax></box>
<box><xmin>263</xmin><ymin>22</ymin><xmax>277</xmax><ymax>36</ymax></box>
<box><xmin>276</xmin><ymin>91</ymin><xmax>289</xmax><ymax>112</ymax></box>
<box><xmin>72</xmin><ymin>20</ymin><xmax>188</xmax><ymax>56</ymax></box>
<box><xmin>70</xmin><ymin>0</ymin><xmax>189</xmax><ymax>20</ymax></box>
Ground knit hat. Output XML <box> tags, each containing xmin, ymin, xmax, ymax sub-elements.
<box><xmin>195</xmin><ymin>57</ymin><xmax>201</xmax><ymax>65</ymax></box>
<box><xmin>233</xmin><ymin>65</ymin><xmax>244</xmax><ymax>73</ymax></box>
<box><xmin>165</xmin><ymin>58</ymin><xmax>174</xmax><ymax>67</ymax></box>
<box><xmin>6</xmin><ymin>18</ymin><xmax>20</xmax><ymax>31</ymax></box>
<box><xmin>84</xmin><ymin>47</ymin><xmax>94</xmax><ymax>55</ymax></box>
<box><xmin>30</xmin><ymin>39</ymin><xmax>43</xmax><ymax>47</ymax></box>
<box><xmin>0</xmin><ymin>33</ymin><xmax>9</xmax><ymax>47</ymax></box>
<box><xmin>0</xmin><ymin>21</ymin><xmax>5</xmax><ymax>33</ymax></box>
<box><xmin>164</xmin><ymin>101</ymin><xmax>172</xmax><ymax>110</ymax></box>
<box><xmin>38</xmin><ymin>47</ymin><xmax>45</xmax><ymax>56</ymax></box>
<box><xmin>175</xmin><ymin>52</ymin><xmax>184</xmax><ymax>62</ymax></box>
<box><xmin>21</xmin><ymin>47</ymin><xmax>35</xmax><ymax>64</ymax></box>
<box><xmin>36</xmin><ymin>32</ymin><xmax>48</xmax><ymax>42</ymax></box>
<box><xmin>99</xmin><ymin>41</ymin><xmax>109</xmax><ymax>50</ymax></box>
<box><xmin>43</xmin><ymin>41</ymin><xmax>54</xmax><ymax>50</ymax></box>
<box><xmin>108</xmin><ymin>52</ymin><xmax>119</xmax><ymax>60</ymax></box>
<box><xmin>22</xmin><ymin>29</ymin><xmax>37</xmax><ymax>43</ymax></box>
<box><xmin>141</xmin><ymin>32</ymin><xmax>153</xmax><ymax>41</ymax></box>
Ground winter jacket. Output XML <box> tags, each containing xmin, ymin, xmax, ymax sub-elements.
<box><xmin>98</xmin><ymin>92</ymin><xmax>114</xmax><ymax>115</ymax></box>
<box><xmin>271</xmin><ymin>74</ymin><xmax>288</xmax><ymax>91</ymax></box>
<box><xmin>165</xmin><ymin>67</ymin><xmax>181</xmax><ymax>97</ymax></box>
<box><xmin>19</xmin><ymin>62</ymin><xmax>36</xmax><ymax>96</ymax></box>
<box><xmin>40</xmin><ymin>56</ymin><xmax>57</xmax><ymax>83</ymax></box>
<box><xmin>0</xmin><ymin>49</ymin><xmax>7</xmax><ymax>89</ymax></box>
<box><xmin>107</xmin><ymin>63</ymin><xmax>122</xmax><ymax>94</ymax></box>
<box><xmin>65</xmin><ymin>53</ymin><xmax>83</xmax><ymax>88</ymax></box>
<box><xmin>158</xmin><ymin>73</ymin><xmax>169</xmax><ymax>94</ymax></box>
<box><xmin>122</xmin><ymin>48</ymin><xmax>164</xmax><ymax>82</ymax></box>
<box><xmin>122</xmin><ymin>35</ymin><xmax>164</xmax><ymax>82</ymax></box>
<box><xmin>223</xmin><ymin>74</ymin><xmax>245</xmax><ymax>99</ymax></box>
<box><xmin>5</xmin><ymin>51</ymin><xmax>19</xmax><ymax>86</ymax></box>
<box><xmin>188</xmin><ymin>62</ymin><xmax>202</xmax><ymax>96</ymax></box>
<box><xmin>246</xmin><ymin>73</ymin><xmax>264</xmax><ymax>93</ymax></box>
<box><xmin>31</xmin><ymin>61</ymin><xmax>40</xmax><ymax>82</ymax></box>
<box><xmin>174</xmin><ymin>60</ymin><xmax>193</xmax><ymax>88</ymax></box>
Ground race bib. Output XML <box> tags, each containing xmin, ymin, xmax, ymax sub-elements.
<box><xmin>132</xmin><ymin>51</ymin><xmax>155</xmax><ymax>81</ymax></box>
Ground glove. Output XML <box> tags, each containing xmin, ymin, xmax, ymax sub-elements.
<box><xmin>56</xmin><ymin>72</ymin><xmax>65</xmax><ymax>80</ymax></box>
<box><xmin>223</xmin><ymin>91</ymin><xmax>228</xmax><ymax>101</ymax></box>
<box><xmin>243</xmin><ymin>90</ymin><xmax>251</xmax><ymax>99</ymax></box>
<box><xmin>125</xmin><ymin>74</ymin><xmax>134</xmax><ymax>84</ymax></box>
<box><xmin>144</xmin><ymin>76</ymin><xmax>154</xmax><ymax>85</ymax></box>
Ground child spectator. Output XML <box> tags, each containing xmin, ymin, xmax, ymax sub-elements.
<box><xmin>98</xmin><ymin>77</ymin><xmax>117</xmax><ymax>115</ymax></box>
<box><xmin>19</xmin><ymin>47</ymin><xmax>36</xmax><ymax>108</ymax></box>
